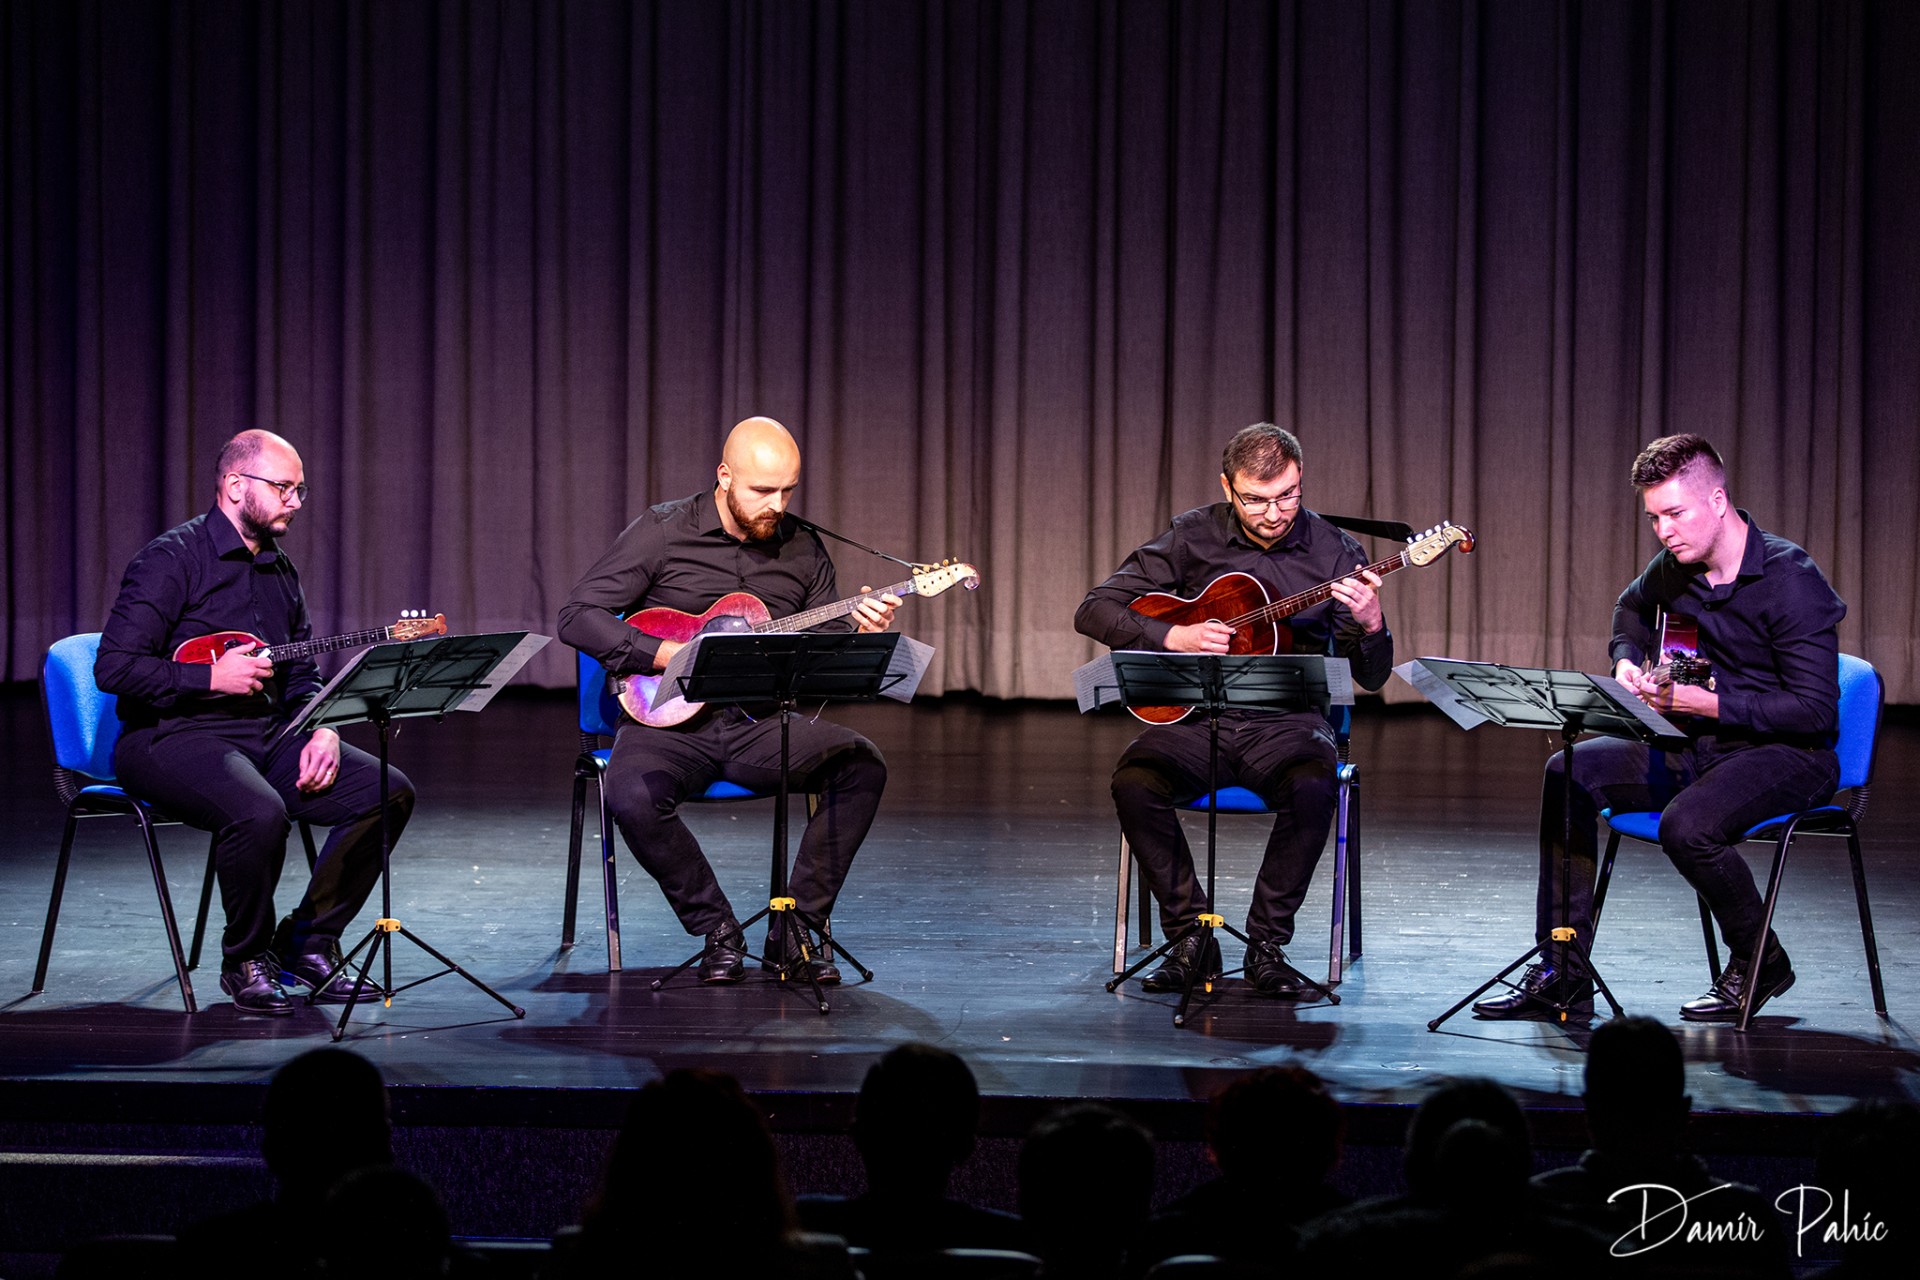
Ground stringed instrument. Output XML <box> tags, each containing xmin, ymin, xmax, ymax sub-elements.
<box><xmin>1649</xmin><ymin>608</ymin><xmax>1714</xmax><ymax>690</ymax></box>
<box><xmin>1124</xmin><ymin>522</ymin><xmax>1474</xmax><ymax>724</ymax></box>
<box><xmin>172</xmin><ymin>611</ymin><xmax>448</xmax><ymax>665</ymax></box>
<box><xmin>616</xmin><ymin>561</ymin><xmax>982</xmax><ymax>727</ymax></box>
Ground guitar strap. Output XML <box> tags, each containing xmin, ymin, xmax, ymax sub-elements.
<box><xmin>1318</xmin><ymin>513</ymin><xmax>1416</xmax><ymax>542</ymax></box>
<box><xmin>790</xmin><ymin>516</ymin><xmax>921</xmax><ymax>570</ymax></box>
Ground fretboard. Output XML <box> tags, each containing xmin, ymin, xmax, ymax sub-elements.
<box><xmin>755</xmin><ymin>577</ymin><xmax>922</xmax><ymax>633</ymax></box>
<box><xmin>265</xmin><ymin>625</ymin><xmax>397</xmax><ymax>661</ymax></box>
<box><xmin>1231</xmin><ymin>552</ymin><xmax>1412</xmax><ymax>628</ymax></box>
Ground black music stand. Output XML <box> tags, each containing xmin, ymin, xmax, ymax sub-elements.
<box><xmin>648</xmin><ymin>631</ymin><xmax>907</xmax><ymax>1013</ymax></box>
<box><xmin>1398</xmin><ymin>659</ymin><xmax>1687</xmax><ymax>1032</ymax></box>
<box><xmin>1081</xmin><ymin>651</ymin><xmax>1350</xmax><ymax>1027</ymax></box>
<box><xmin>284</xmin><ymin>631</ymin><xmax>542</xmax><ymax>1040</ymax></box>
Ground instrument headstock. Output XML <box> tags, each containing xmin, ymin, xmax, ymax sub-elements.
<box><xmin>1405</xmin><ymin>523</ymin><xmax>1475</xmax><ymax>566</ymax></box>
<box><xmin>909</xmin><ymin>560</ymin><xmax>983</xmax><ymax>598</ymax></box>
<box><xmin>391</xmin><ymin>610</ymin><xmax>449</xmax><ymax>641</ymax></box>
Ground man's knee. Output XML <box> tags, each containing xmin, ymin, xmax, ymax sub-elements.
<box><xmin>223</xmin><ymin>796</ymin><xmax>292</xmax><ymax>852</ymax></box>
<box><xmin>603</xmin><ymin>765</ymin><xmax>688</xmax><ymax>832</ymax></box>
<box><xmin>1657</xmin><ymin>808</ymin><xmax>1726</xmax><ymax>862</ymax></box>
<box><xmin>1113</xmin><ymin>760</ymin><xmax>1176</xmax><ymax>810</ymax></box>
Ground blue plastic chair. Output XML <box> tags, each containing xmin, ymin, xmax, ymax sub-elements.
<box><xmin>35</xmin><ymin>634</ymin><xmax>313</xmax><ymax>1011</ymax></box>
<box><xmin>1112</xmin><ymin>708</ymin><xmax>1362</xmax><ymax>987</ymax></box>
<box><xmin>1592</xmin><ymin>653</ymin><xmax>1888</xmax><ymax>1031</ymax></box>
<box><xmin>562</xmin><ymin>648</ymin><xmax>809</xmax><ymax>972</ymax></box>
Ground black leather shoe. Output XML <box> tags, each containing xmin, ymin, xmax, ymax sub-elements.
<box><xmin>1471</xmin><ymin>961</ymin><xmax>1593</xmax><ymax>1020</ymax></box>
<box><xmin>280</xmin><ymin>941</ymin><xmax>380</xmax><ymax>1004</ymax></box>
<box><xmin>1680</xmin><ymin>943</ymin><xmax>1795</xmax><ymax>1022</ymax></box>
<box><xmin>220</xmin><ymin>956</ymin><xmax>295</xmax><ymax>1016</ymax></box>
<box><xmin>764</xmin><ymin>921</ymin><xmax>841</xmax><ymax>986</ymax></box>
<box><xmin>699</xmin><ymin>923</ymin><xmax>748</xmax><ymax>984</ymax></box>
<box><xmin>1140</xmin><ymin>931</ymin><xmax>1221</xmax><ymax>993</ymax></box>
<box><xmin>1245</xmin><ymin>941</ymin><xmax>1311</xmax><ymax>998</ymax></box>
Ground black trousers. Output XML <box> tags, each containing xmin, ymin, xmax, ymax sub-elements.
<box><xmin>600</xmin><ymin>707</ymin><xmax>888</xmax><ymax>937</ymax></box>
<box><xmin>1111</xmin><ymin>709</ymin><xmax>1338</xmax><ymax>947</ymax></box>
<box><xmin>114</xmin><ymin>719</ymin><xmax>415</xmax><ymax>966</ymax></box>
<box><xmin>1537</xmin><ymin>734</ymin><xmax>1839</xmax><ymax>958</ymax></box>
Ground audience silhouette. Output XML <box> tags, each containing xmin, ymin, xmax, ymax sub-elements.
<box><xmin>1297</xmin><ymin>1075</ymin><xmax>1605</xmax><ymax>1278</ymax></box>
<box><xmin>1018</xmin><ymin>1103</ymin><xmax>1154</xmax><ymax>1280</ymax></box>
<box><xmin>560</xmin><ymin>1066</ymin><xmax>854</xmax><ymax>1279</ymax></box>
<box><xmin>176</xmin><ymin>1046</ymin><xmax>395</xmax><ymax>1274</ymax></box>
<box><xmin>797</xmin><ymin>1041</ymin><xmax>1028</xmax><ymax>1253</ymax></box>
<box><xmin>1532</xmin><ymin>1016</ymin><xmax>1786</xmax><ymax>1278</ymax></box>
<box><xmin>1809</xmin><ymin>1098</ymin><xmax>1920</xmax><ymax>1278</ymax></box>
<box><xmin>1132</xmin><ymin>1065</ymin><xmax>1344</xmax><ymax>1272</ymax></box>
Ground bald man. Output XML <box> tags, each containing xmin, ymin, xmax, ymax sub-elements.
<box><xmin>558</xmin><ymin>418</ymin><xmax>899</xmax><ymax>984</ymax></box>
<box><xmin>96</xmin><ymin>430</ymin><xmax>416</xmax><ymax>1014</ymax></box>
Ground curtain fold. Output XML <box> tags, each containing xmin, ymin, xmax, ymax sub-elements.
<box><xmin>6</xmin><ymin>0</ymin><xmax>1916</xmax><ymax>702</ymax></box>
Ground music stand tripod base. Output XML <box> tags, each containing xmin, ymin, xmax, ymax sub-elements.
<box><xmin>1397</xmin><ymin>658</ymin><xmax>1684</xmax><ymax>1035</ymax></box>
<box><xmin>287</xmin><ymin>632</ymin><xmax>539</xmax><ymax>1039</ymax></box>
<box><xmin>1106</xmin><ymin>911</ymin><xmax>1340</xmax><ymax>1027</ymax></box>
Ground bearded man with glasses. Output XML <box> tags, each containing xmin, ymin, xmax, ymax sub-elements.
<box><xmin>1075</xmin><ymin>423</ymin><xmax>1392</xmax><ymax>996</ymax></box>
<box><xmin>94</xmin><ymin>429</ymin><xmax>416</xmax><ymax>1014</ymax></box>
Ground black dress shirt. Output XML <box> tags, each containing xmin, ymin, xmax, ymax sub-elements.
<box><xmin>557</xmin><ymin>490</ymin><xmax>848</xmax><ymax>675</ymax></box>
<box><xmin>1610</xmin><ymin>511</ymin><xmax>1844</xmax><ymax>745</ymax></box>
<box><xmin>95</xmin><ymin>507</ymin><xmax>321</xmax><ymax>730</ymax></box>
<box><xmin>1075</xmin><ymin>504</ymin><xmax>1395</xmax><ymax>691</ymax></box>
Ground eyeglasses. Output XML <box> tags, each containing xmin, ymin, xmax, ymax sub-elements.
<box><xmin>1229</xmin><ymin>484</ymin><xmax>1302</xmax><ymax>514</ymax></box>
<box><xmin>233</xmin><ymin>473</ymin><xmax>309</xmax><ymax>503</ymax></box>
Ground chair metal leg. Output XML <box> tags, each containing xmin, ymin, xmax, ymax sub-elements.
<box><xmin>1737</xmin><ymin>823</ymin><xmax>1800</xmax><ymax>1032</ymax></box>
<box><xmin>1346</xmin><ymin>767</ymin><xmax>1362</xmax><ymax>958</ymax></box>
<box><xmin>298</xmin><ymin>820</ymin><xmax>318</xmax><ymax>870</ymax></box>
<box><xmin>1591</xmin><ymin>829</ymin><xmax>1622</xmax><ymax>933</ymax></box>
<box><xmin>135</xmin><ymin>808</ymin><xmax>198</xmax><ymax>1014</ymax></box>
<box><xmin>1137</xmin><ymin>858</ymin><xmax>1154</xmax><ymax>951</ymax></box>
<box><xmin>1845</xmin><ymin>827</ymin><xmax>1888</xmax><ymax>1016</ymax></box>
<box><xmin>563</xmin><ymin>763</ymin><xmax>590</xmax><ymax>950</ymax></box>
<box><xmin>1327</xmin><ymin>769</ymin><xmax>1351</xmax><ymax>985</ymax></box>
<box><xmin>31</xmin><ymin>813</ymin><xmax>80</xmax><ymax>994</ymax></box>
<box><xmin>1113</xmin><ymin>836</ymin><xmax>1133</xmax><ymax>974</ymax></box>
<box><xmin>598</xmin><ymin>774</ymin><xmax>621</xmax><ymax>972</ymax></box>
<box><xmin>188</xmin><ymin>836</ymin><xmax>218</xmax><ymax>971</ymax></box>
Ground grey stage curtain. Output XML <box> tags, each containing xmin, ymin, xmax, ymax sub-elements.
<box><xmin>5</xmin><ymin>1</ymin><xmax>1917</xmax><ymax>701</ymax></box>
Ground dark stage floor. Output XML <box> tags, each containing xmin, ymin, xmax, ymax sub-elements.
<box><xmin>2</xmin><ymin>682</ymin><xmax>1913</xmax><ymax>1126</ymax></box>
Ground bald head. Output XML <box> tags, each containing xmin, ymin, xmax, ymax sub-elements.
<box><xmin>715</xmin><ymin>416</ymin><xmax>801</xmax><ymax>542</ymax></box>
<box><xmin>216</xmin><ymin>429</ymin><xmax>307</xmax><ymax>551</ymax></box>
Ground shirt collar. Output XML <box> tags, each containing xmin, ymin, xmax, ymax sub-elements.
<box><xmin>204</xmin><ymin>504</ymin><xmax>280</xmax><ymax>564</ymax></box>
<box><xmin>1731</xmin><ymin>509</ymin><xmax>1765</xmax><ymax>579</ymax></box>
<box><xmin>1214</xmin><ymin>501</ymin><xmax>1312</xmax><ymax>553</ymax></box>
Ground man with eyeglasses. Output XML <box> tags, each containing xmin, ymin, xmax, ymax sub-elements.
<box><xmin>95</xmin><ymin>429</ymin><xmax>416</xmax><ymax>1014</ymax></box>
<box><xmin>1075</xmin><ymin>423</ymin><xmax>1392</xmax><ymax>996</ymax></box>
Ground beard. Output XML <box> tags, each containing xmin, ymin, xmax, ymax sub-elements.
<box><xmin>725</xmin><ymin>486</ymin><xmax>782</xmax><ymax>541</ymax></box>
<box><xmin>239</xmin><ymin>490</ymin><xmax>294</xmax><ymax>544</ymax></box>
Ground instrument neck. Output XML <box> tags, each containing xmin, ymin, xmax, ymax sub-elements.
<box><xmin>1261</xmin><ymin>552</ymin><xmax>1409</xmax><ymax>621</ymax></box>
<box><xmin>270</xmin><ymin>625</ymin><xmax>393</xmax><ymax>661</ymax></box>
<box><xmin>759</xmin><ymin>578</ymin><xmax>917</xmax><ymax>633</ymax></box>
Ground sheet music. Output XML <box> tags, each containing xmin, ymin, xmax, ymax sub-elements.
<box><xmin>453</xmin><ymin>633</ymin><xmax>551</xmax><ymax>711</ymax></box>
<box><xmin>878</xmin><ymin>633</ymin><xmax>935</xmax><ymax>702</ymax></box>
<box><xmin>1393</xmin><ymin>660</ymin><xmax>1490</xmax><ymax>730</ymax></box>
<box><xmin>1072</xmin><ymin>653</ymin><xmax>1119</xmax><ymax>713</ymax></box>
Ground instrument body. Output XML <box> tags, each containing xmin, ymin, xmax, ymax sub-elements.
<box><xmin>1122</xmin><ymin>522</ymin><xmax>1474</xmax><ymax>724</ymax></box>
<box><xmin>1650</xmin><ymin>609</ymin><xmax>1715</xmax><ymax>690</ymax></box>
<box><xmin>172</xmin><ymin>613</ymin><xmax>448</xmax><ymax>666</ymax></box>
<box><xmin>616</xmin><ymin>562</ymin><xmax>981</xmax><ymax>727</ymax></box>
<box><xmin>1125</xmin><ymin>574</ymin><xmax>1281</xmax><ymax>725</ymax></box>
